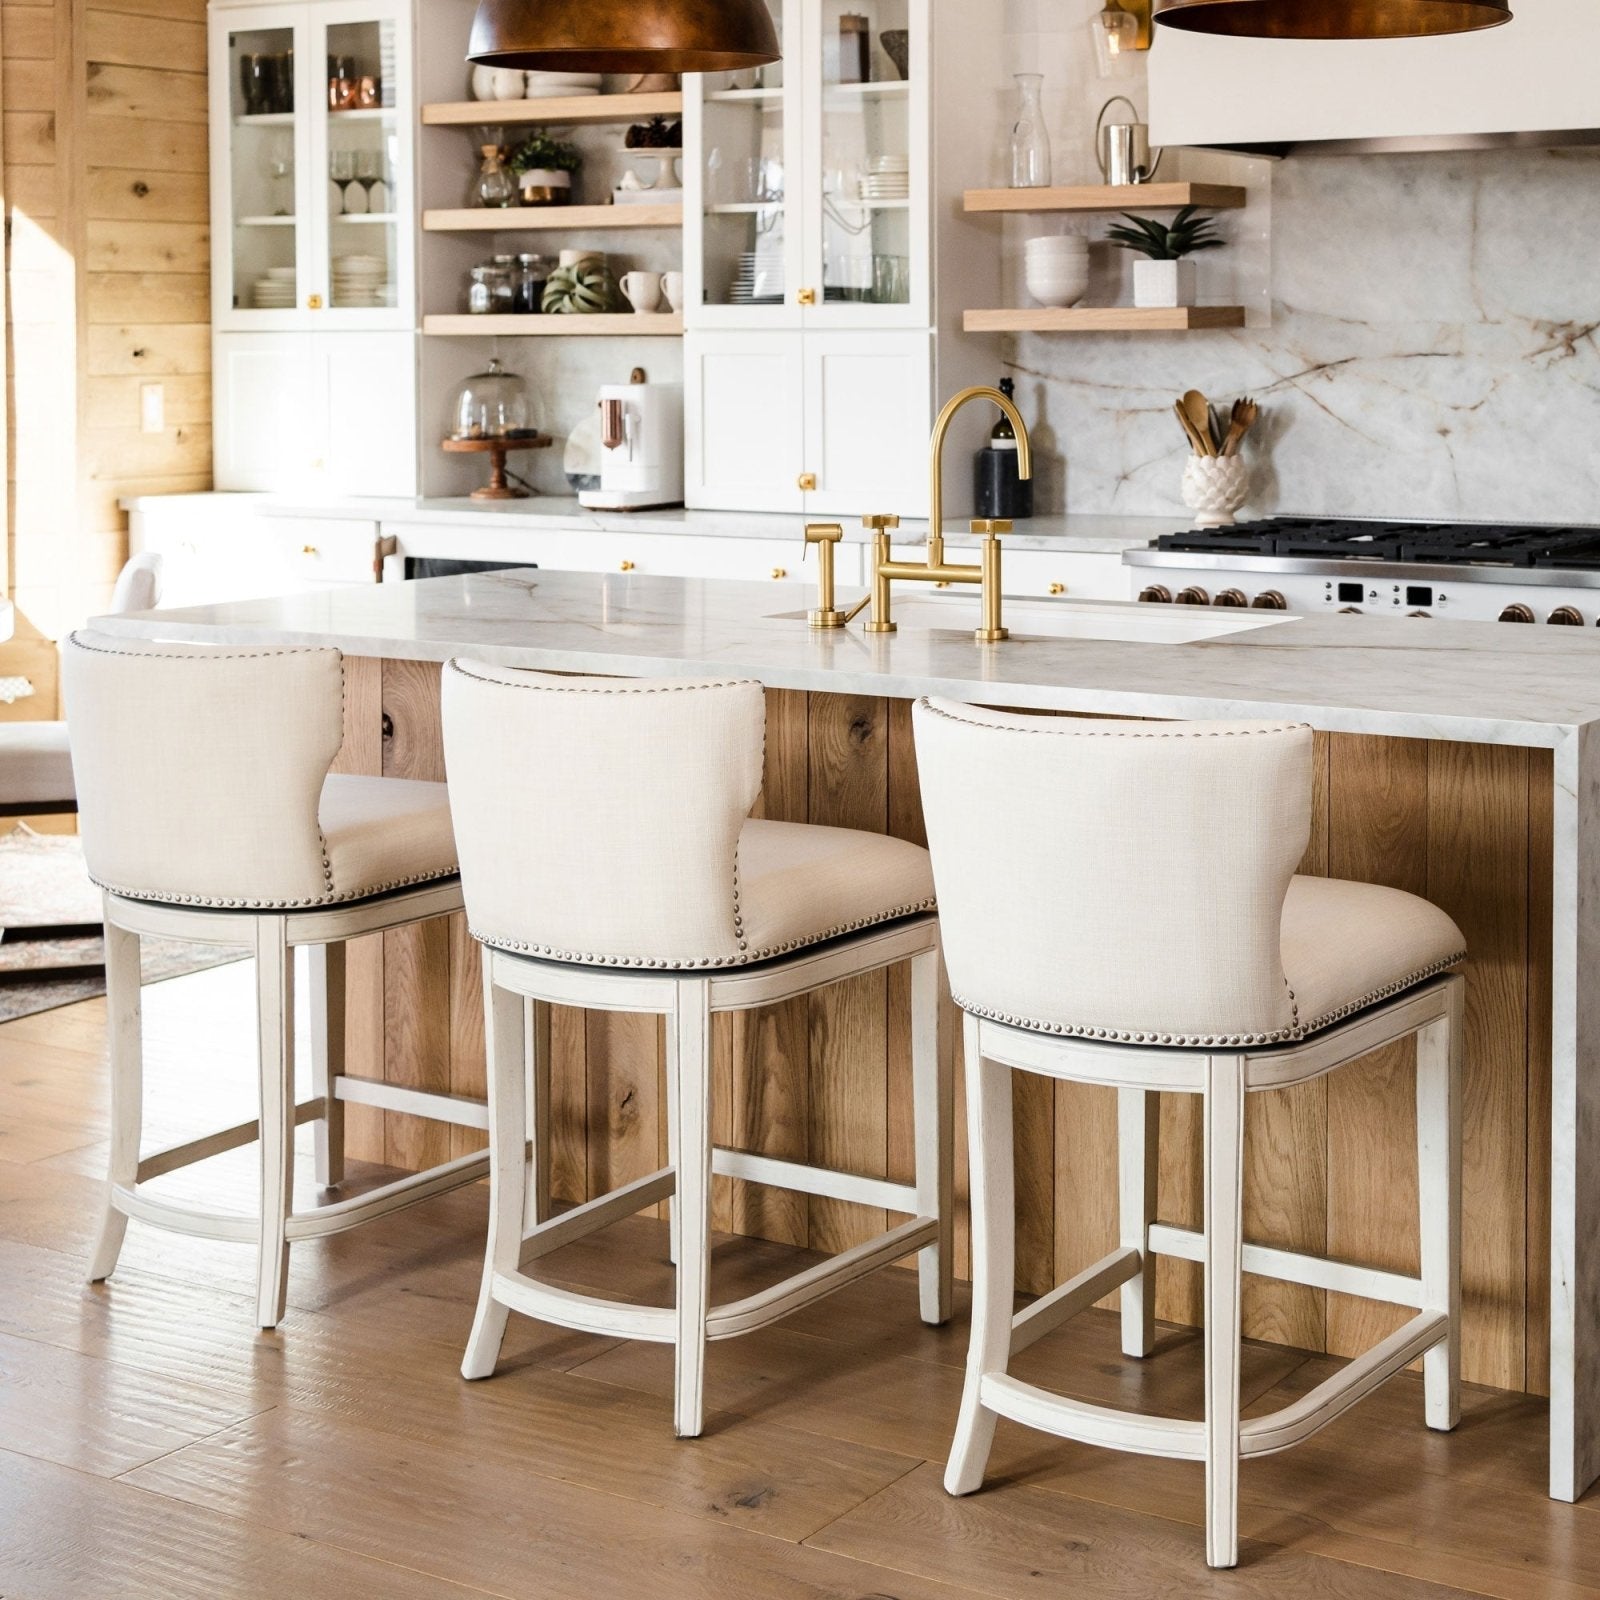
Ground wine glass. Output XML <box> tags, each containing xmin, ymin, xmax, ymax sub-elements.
<box><xmin>269</xmin><ymin>133</ymin><xmax>294</xmax><ymax>216</ymax></box>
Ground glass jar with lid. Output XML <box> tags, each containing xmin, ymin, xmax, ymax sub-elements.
<box><xmin>466</xmin><ymin>256</ymin><xmax>516</xmax><ymax>315</ymax></box>
<box><xmin>512</xmin><ymin>253</ymin><xmax>551</xmax><ymax>314</ymax></box>
<box><xmin>446</xmin><ymin>357</ymin><xmax>537</xmax><ymax>440</ymax></box>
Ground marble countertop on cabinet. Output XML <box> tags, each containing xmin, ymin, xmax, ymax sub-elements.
<box><xmin>95</xmin><ymin>566</ymin><xmax>1600</xmax><ymax>746</ymax></box>
<box><xmin>118</xmin><ymin>491</ymin><xmax>1167</xmax><ymax>555</ymax></box>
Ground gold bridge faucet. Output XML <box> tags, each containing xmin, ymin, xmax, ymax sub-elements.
<box><xmin>867</xmin><ymin>385</ymin><xmax>1033</xmax><ymax>645</ymax></box>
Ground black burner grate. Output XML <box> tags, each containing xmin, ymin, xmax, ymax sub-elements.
<box><xmin>1156</xmin><ymin>518</ymin><xmax>1600</xmax><ymax>568</ymax></box>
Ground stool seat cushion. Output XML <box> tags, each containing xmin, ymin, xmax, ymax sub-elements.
<box><xmin>316</xmin><ymin>775</ymin><xmax>460</xmax><ymax>905</ymax></box>
<box><xmin>1281</xmin><ymin>876</ymin><xmax>1465</xmax><ymax>1039</ymax></box>
<box><xmin>478</xmin><ymin>816</ymin><xmax>935</xmax><ymax>970</ymax></box>
<box><xmin>0</xmin><ymin>722</ymin><xmax>74</xmax><ymax>807</ymax></box>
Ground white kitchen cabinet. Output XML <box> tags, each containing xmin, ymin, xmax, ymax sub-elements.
<box><xmin>683</xmin><ymin>0</ymin><xmax>999</xmax><ymax>519</ymax></box>
<box><xmin>1149</xmin><ymin>0</ymin><xmax>1600</xmax><ymax>152</ymax></box>
<box><xmin>1001</xmin><ymin>548</ymin><xmax>1131</xmax><ymax>603</ymax></box>
<box><xmin>209</xmin><ymin>0</ymin><xmax>419</xmax><ymax>493</ymax></box>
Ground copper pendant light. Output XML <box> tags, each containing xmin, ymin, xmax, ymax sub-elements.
<box><xmin>467</xmin><ymin>0</ymin><xmax>781</xmax><ymax>73</ymax></box>
<box><xmin>1152</xmin><ymin>0</ymin><xmax>1510</xmax><ymax>38</ymax></box>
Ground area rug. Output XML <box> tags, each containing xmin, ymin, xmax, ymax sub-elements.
<box><xmin>0</xmin><ymin>825</ymin><xmax>245</xmax><ymax>1021</ymax></box>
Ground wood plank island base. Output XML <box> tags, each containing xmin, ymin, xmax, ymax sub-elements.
<box><xmin>95</xmin><ymin>567</ymin><xmax>1600</xmax><ymax>1503</ymax></box>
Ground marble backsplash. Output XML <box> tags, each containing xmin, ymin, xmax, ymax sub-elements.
<box><xmin>1006</xmin><ymin>145</ymin><xmax>1600</xmax><ymax>524</ymax></box>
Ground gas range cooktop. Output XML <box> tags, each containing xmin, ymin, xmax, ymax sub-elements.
<box><xmin>1124</xmin><ymin>517</ymin><xmax>1600</xmax><ymax>623</ymax></box>
<box><xmin>1153</xmin><ymin>518</ymin><xmax>1600</xmax><ymax>569</ymax></box>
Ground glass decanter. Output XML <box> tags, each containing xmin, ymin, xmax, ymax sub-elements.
<box><xmin>1009</xmin><ymin>73</ymin><xmax>1052</xmax><ymax>189</ymax></box>
<box><xmin>475</xmin><ymin>143</ymin><xmax>517</xmax><ymax>208</ymax></box>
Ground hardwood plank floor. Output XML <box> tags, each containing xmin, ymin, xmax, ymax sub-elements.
<box><xmin>0</xmin><ymin>964</ymin><xmax>1596</xmax><ymax>1597</ymax></box>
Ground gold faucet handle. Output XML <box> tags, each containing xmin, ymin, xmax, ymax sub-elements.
<box><xmin>970</xmin><ymin>518</ymin><xmax>1013</xmax><ymax>537</ymax></box>
<box><xmin>862</xmin><ymin>514</ymin><xmax>901</xmax><ymax>532</ymax></box>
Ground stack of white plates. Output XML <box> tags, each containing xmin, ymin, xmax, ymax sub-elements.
<box><xmin>250</xmin><ymin>266</ymin><xmax>295</xmax><ymax>308</ymax></box>
<box><xmin>331</xmin><ymin>252</ymin><xmax>390</xmax><ymax>307</ymax></box>
<box><xmin>523</xmin><ymin>70</ymin><xmax>603</xmax><ymax>97</ymax></box>
<box><xmin>860</xmin><ymin>154</ymin><xmax>909</xmax><ymax>201</ymax></box>
<box><xmin>730</xmin><ymin>249</ymin><xmax>784</xmax><ymax>304</ymax></box>
<box><xmin>1025</xmin><ymin>233</ymin><xmax>1089</xmax><ymax>308</ymax></box>
<box><xmin>379</xmin><ymin>24</ymin><xmax>397</xmax><ymax>107</ymax></box>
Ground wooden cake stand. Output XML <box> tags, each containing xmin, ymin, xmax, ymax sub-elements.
<box><xmin>441</xmin><ymin>433</ymin><xmax>553</xmax><ymax>500</ymax></box>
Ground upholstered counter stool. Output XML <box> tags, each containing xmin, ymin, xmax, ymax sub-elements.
<box><xmin>63</xmin><ymin>631</ymin><xmax>482</xmax><ymax>1329</ymax></box>
<box><xmin>914</xmin><ymin>700</ymin><xmax>1467</xmax><ymax>1570</ymax></box>
<box><xmin>441</xmin><ymin>662</ymin><xmax>952</xmax><ymax>1438</ymax></box>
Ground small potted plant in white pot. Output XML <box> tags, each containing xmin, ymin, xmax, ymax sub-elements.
<box><xmin>1106</xmin><ymin>205</ymin><xmax>1224</xmax><ymax>308</ymax></box>
<box><xmin>509</xmin><ymin>132</ymin><xmax>581</xmax><ymax>206</ymax></box>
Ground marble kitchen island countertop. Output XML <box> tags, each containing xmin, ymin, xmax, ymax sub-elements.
<box><xmin>95</xmin><ymin>565</ymin><xmax>1600</xmax><ymax>745</ymax></box>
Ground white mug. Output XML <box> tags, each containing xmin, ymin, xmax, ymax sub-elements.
<box><xmin>621</xmin><ymin>270</ymin><xmax>663</xmax><ymax>313</ymax></box>
<box><xmin>661</xmin><ymin>271</ymin><xmax>684</xmax><ymax>313</ymax></box>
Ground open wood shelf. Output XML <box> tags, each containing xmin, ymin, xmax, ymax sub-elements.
<box><xmin>423</xmin><ymin>313</ymin><xmax>683</xmax><ymax>336</ymax></box>
<box><xmin>422</xmin><ymin>91</ymin><xmax>682</xmax><ymax>127</ymax></box>
<box><xmin>963</xmin><ymin>306</ymin><xmax>1246</xmax><ymax>333</ymax></box>
<box><xmin>423</xmin><ymin>204</ymin><xmax>682</xmax><ymax>232</ymax></box>
<box><xmin>963</xmin><ymin>182</ymin><xmax>1247</xmax><ymax>215</ymax></box>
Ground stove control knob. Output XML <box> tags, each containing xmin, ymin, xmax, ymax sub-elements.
<box><xmin>1175</xmin><ymin>586</ymin><xmax>1210</xmax><ymax>606</ymax></box>
<box><xmin>1548</xmin><ymin>606</ymin><xmax>1584</xmax><ymax>626</ymax></box>
<box><xmin>1250</xmin><ymin>590</ymin><xmax>1287</xmax><ymax>610</ymax></box>
<box><xmin>1213</xmin><ymin>589</ymin><xmax>1247</xmax><ymax>608</ymax></box>
<box><xmin>1498</xmin><ymin>603</ymin><xmax>1535</xmax><ymax>624</ymax></box>
<box><xmin>1136</xmin><ymin>585</ymin><xmax>1172</xmax><ymax>604</ymax></box>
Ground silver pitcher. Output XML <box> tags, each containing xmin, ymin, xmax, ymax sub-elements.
<box><xmin>1096</xmin><ymin>95</ymin><xmax>1163</xmax><ymax>185</ymax></box>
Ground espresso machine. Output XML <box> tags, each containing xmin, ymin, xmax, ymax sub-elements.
<box><xmin>578</xmin><ymin>368</ymin><xmax>684</xmax><ymax>511</ymax></box>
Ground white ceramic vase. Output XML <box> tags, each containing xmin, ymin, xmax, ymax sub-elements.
<box><xmin>1181</xmin><ymin>455</ymin><xmax>1249</xmax><ymax>528</ymax></box>
<box><xmin>1134</xmin><ymin>258</ymin><xmax>1197</xmax><ymax>308</ymax></box>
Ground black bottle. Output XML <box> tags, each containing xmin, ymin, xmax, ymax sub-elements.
<box><xmin>974</xmin><ymin>377</ymin><xmax>1033</xmax><ymax>520</ymax></box>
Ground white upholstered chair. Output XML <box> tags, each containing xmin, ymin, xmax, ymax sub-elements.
<box><xmin>442</xmin><ymin>661</ymin><xmax>952</xmax><ymax>1438</ymax></box>
<box><xmin>0</xmin><ymin>554</ymin><xmax>164</xmax><ymax>819</ymax></box>
<box><xmin>63</xmin><ymin>630</ymin><xmax>481</xmax><ymax>1329</ymax></box>
<box><xmin>914</xmin><ymin>699</ymin><xmax>1467</xmax><ymax>1570</ymax></box>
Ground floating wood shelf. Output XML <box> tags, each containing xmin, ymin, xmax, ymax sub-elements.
<box><xmin>963</xmin><ymin>182</ymin><xmax>1247</xmax><ymax>215</ymax></box>
<box><xmin>963</xmin><ymin>306</ymin><xmax>1246</xmax><ymax>333</ymax></box>
<box><xmin>422</xmin><ymin>91</ymin><xmax>682</xmax><ymax>127</ymax></box>
<box><xmin>423</xmin><ymin>205</ymin><xmax>682</xmax><ymax>232</ymax></box>
<box><xmin>423</xmin><ymin>313</ymin><xmax>683</xmax><ymax>336</ymax></box>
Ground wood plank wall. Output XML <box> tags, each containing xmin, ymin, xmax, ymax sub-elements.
<box><xmin>0</xmin><ymin>0</ymin><xmax>209</xmax><ymax>688</ymax></box>
<box><xmin>346</xmin><ymin>660</ymin><xmax>1557</xmax><ymax>1398</ymax></box>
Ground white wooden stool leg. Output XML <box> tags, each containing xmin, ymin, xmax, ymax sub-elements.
<box><xmin>945</xmin><ymin>1015</ymin><xmax>1014</xmax><ymax>1496</ymax></box>
<box><xmin>89</xmin><ymin>913</ymin><xmax>143</xmax><ymax>1283</ymax></box>
<box><xmin>1203</xmin><ymin>1056</ymin><xmax>1246</xmax><ymax>1570</ymax></box>
<box><xmin>671</xmin><ymin>979</ymin><xmax>713</xmax><ymax>1438</ymax></box>
<box><xmin>1418</xmin><ymin>978</ymin><xmax>1463</xmax><ymax>1431</ymax></box>
<box><xmin>254</xmin><ymin>916</ymin><xmax>295</xmax><ymax>1330</ymax></box>
<box><xmin>664</xmin><ymin>1012</ymin><xmax>681</xmax><ymax>1270</ymax></box>
<box><xmin>913</xmin><ymin>945</ymin><xmax>954</xmax><ymax>1326</ymax></box>
<box><xmin>1117</xmin><ymin>1087</ymin><xmax>1160</xmax><ymax>1359</ymax></box>
<box><xmin>309</xmin><ymin>941</ymin><xmax>346</xmax><ymax>1189</ymax></box>
<box><xmin>523</xmin><ymin>999</ymin><xmax>553</xmax><ymax>1233</ymax></box>
<box><xmin>463</xmin><ymin>965</ymin><xmax>528</xmax><ymax>1380</ymax></box>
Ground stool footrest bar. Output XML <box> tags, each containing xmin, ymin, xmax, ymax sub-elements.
<box><xmin>711</xmin><ymin>1148</ymin><xmax>918</xmax><ymax>1214</ymax></box>
<box><xmin>1148</xmin><ymin>1223</ymin><xmax>1425</xmax><ymax>1308</ymax></box>
<box><xmin>285</xmin><ymin>1150</ymin><xmax>488</xmax><ymax>1240</ymax></box>
<box><xmin>135</xmin><ymin>1097</ymin><xmax>323</xmax><ymax>1182</ymax></box>
<box><xmin>334</xmin><ymin>1074</ymin><xmax>489</xmax><ymax>1131</ymax></box>
<box><xmin>1239</xmin><ymin>1310</ymin><xmax>1448</xmax><ymax>1457</ymax></box>
<box><xmin>110</xmin><ymin>1185</ymin><xmax>258</xmax><ymax>1243</ymax></box>
<box><xmin>493</xmin><ymin>1271</ymin><xmax>678</xmax><ymax>1342</ymax></box>
<box><xmin>1010</xmin><ymin>1246</ymin><xmax>1143</xmax><ymax>1357</ymax></box>
<box><xmin>980</xmin><ymin>1372</ymin><xmax>1207</xmax><ymax>1460</ymax></box>
<box><xmin>519</xmin><ymin>1167</ymin><xmax>677</xmax><ymax>1265</ymax></box>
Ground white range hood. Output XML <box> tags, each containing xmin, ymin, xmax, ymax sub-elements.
<box><xmin>1148</xmin><ymin>0</ymin><xmax>1600</xmax><ymax>153</ymax></box>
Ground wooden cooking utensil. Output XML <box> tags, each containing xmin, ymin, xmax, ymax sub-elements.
<box><xmin>1181</xmin><ymin>389</ymin><xmax>1216</xmax><ymax>457</ymax></box>
<box><xmin>1173</xmin><ymin>399</ymin><xmax>1208</xmax><ymax>457</ymax></box>
<box><xmin>1221</xmin><ymin>396</ymin><xmax>1259</xmax><ymax>458</ymax></box>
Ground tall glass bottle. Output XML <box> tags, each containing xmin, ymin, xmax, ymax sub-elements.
<box><xmin>1009</xmin><ymin>73</ymin><xmax>1052</xmax><ymax>189</ymax></box>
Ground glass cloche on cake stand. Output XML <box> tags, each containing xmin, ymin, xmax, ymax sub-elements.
<box><xmin>441</xmin><ymin>357</ymin><xmax>550</xmax><ymax>500</ymax></box>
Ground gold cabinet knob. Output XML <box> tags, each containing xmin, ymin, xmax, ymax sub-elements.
<box><xmin>797</xmin><ymin>473</ymin><xmax>817</xmax><ymax>491</ymax></box>
<box><xmin>1048</xmin><ymin>581</ymin><xmax>1065</xmax><ymax>596</ymax></box>
<box><xmin>771</xmin><ymin>567</ymin><xmax>788</xmax><ymax>580</ymax></box>
<box><xmin>301</xmin><ymin>545</ymin><xmax>318</xmax><ymax>556</ymax></box>
<box><xmin>934</xmin><ymin>580</ymin><xmax>951</xmax><ymax>589</ymax></box>
<box><xmin>619</xmin><ymin>560</ymin><xmax>635</xmax><ymax>572</ymax></box>
<box><xmin>307</xmin><ymin>293</ymin><xmax>323</xmax><ymax>310</ymax></box>
<box><xmin>797</xmin><ymin>288</ymin><xmax>817</xmax><ymax>306</ymax></box>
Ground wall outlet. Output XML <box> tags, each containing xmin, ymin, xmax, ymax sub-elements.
<box><xmin>139</xmin><ymin>383</ymin><xmax>164</xmax><ymax>434</ymax></box>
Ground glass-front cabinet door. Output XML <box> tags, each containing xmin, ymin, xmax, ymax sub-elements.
<box><xmin>211</xmin><ymin>0</ymin><xmax>413</xmax><ymax>331</ymax></box>
<box><xmin>685</xmin><ymin>0</ymin><xmax>927</xmax><ymax>330</ymax></box>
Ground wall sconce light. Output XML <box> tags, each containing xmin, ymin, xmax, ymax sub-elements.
<box><xmin>1090</xmin><ymin>0</ymin><xmax>1153</xmax><ymax>76</ymax></box>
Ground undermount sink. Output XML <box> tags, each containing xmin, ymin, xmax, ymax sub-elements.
<box><xmin>775</xmin><ymin>594</ymin><xmax>1293</xmax><ymax>645</ymax></box>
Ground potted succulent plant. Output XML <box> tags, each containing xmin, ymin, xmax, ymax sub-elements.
<box><xmin>508</xmin><ymin>132</ymin><xmax>582</xmax><ymax>205</ymax></box>
<box><xmin>1106</xmin><ymin>205</ymin><xmax>1224</xmax><ymax>309</ymax></box>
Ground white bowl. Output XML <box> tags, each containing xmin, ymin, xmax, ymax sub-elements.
<box><xmin>1026</xmin><ymin>264</ymin><xmax>1089</xmax><ymax>308</ymax></box>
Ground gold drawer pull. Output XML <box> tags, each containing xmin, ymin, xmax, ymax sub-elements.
<box><xmin>619</xmin><ymin>560</ymin><xmax>635</xmax><ymax>572</ymax></box>
<box><xmin>797</xmin><ymin>288</ymin><xmax>817</xmax><ymax>306</ymax></box>
<box><xmin>798</xmin><ymin>472</ymin><xmax>817</xmax><ymax>491</ymax></box>
<box><xmin>771</xmin><ymin>567</ymin><xmax>788</xmax><ymax>580</ymax></box>
<box><xmin>301</xmin><ymin>545</ymin><xmax>318</xmax><ymax>556</ymax></box>
<box><xmin>1048</xmin><ymin>581</ymin><xmax>1065</xmax><ymax>596</ymax></box>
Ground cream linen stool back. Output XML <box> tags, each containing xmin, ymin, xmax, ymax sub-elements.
<box><xmin>442</xmin><ymin>661</ymin><xmax>952</xmax><ymax>1438</ymax></box>
<box><xmin>914</xmin><ymin>698</ymin><xmax>1467</xmax><ymax>1570</ymax></box>
<box><xmin>64</xmin><ymin>631</ymin><xmax>475</xmax><ymax>1329</ymax></box>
